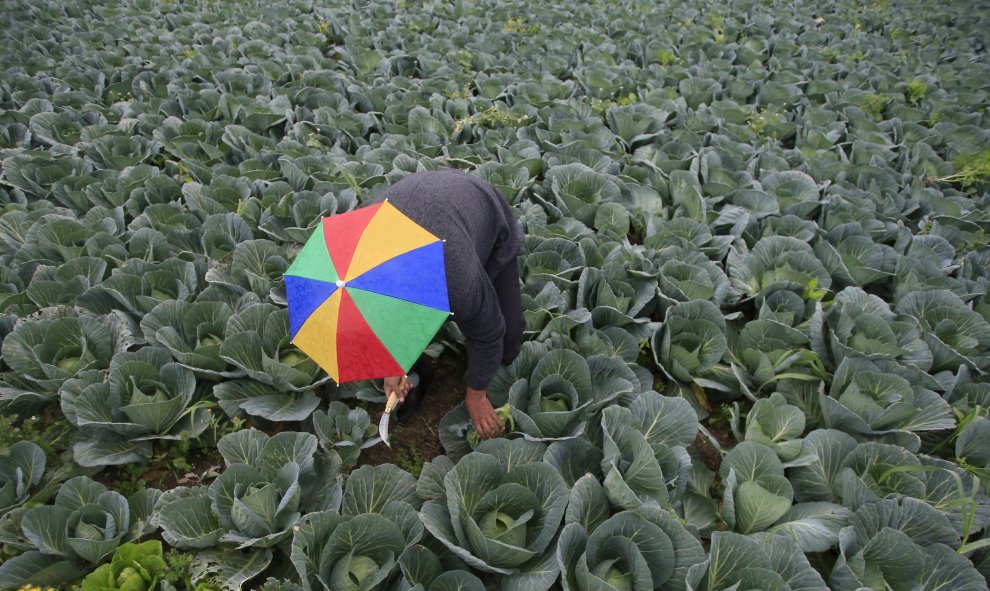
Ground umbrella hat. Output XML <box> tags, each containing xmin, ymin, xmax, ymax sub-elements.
<box><xmin>284</xmin><ymin>200</ymin><xmax>451</xmax><ymax>383</ymax></box>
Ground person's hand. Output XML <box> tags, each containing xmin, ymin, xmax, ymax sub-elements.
<box><xmin>384</xmin><ymin>375</ymin><xmax>411</xmax><ymax>402</ymax></box>
<box><xmin>466</xmin><ymin>387</ymin><xmax>504</xmax><ymax>440</ymax></box>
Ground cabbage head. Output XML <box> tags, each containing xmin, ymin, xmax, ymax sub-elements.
<box><xmin>203</xmin><ymin>239</ymin><xmax>290</xmax><ymax>301</ymax></box>
<box><xmin>439</xmin><ymin>342</ymin><xmax>643</xmax><ymax>456</ymax></box>
<box><xmin>219</xmin><ymin>302</ymin><xmax>327</xmax><ymax>391</ymax></box>
<box><xmin>727</xmin><ymin>236</ymin><xmax>831</xmax><ymax>299</ymax></box>
<box><xmin>312</xmin><ymin>402</ymin><xmax>381</xmax><ymax>468</ymax></box>
<box><xmin>652</xmin><ymin>300</ymin><xmax>728</xmax><ymax>384</ymax></box>
<box><xmin>291</xmin><ymin>464</ymin><xmax>422</xmax><ymax>591</ymax></box>
<box><xmin>736</xmin><ymin>392</ymin><xmax>806</xmax><ymax>462</ymax></box>
<box><xmin>546</xmin><ymin>162</ymin><xmax>623</xmax><ymax>227</ymax></box>
<box><xmin>77</xmin><ymin>258</ymin><xmax>202</xmax><ymax>319</ymax></box>
<box><xmin>727</xmin><ymin>317</ymin><xmax>827</xmax><ymax>397</ymax></box>
<box><xmin>155</xmin><ymin>429</ymin><xmax>341</xmax><ymax>552</ymax></box>
<box><xmin>0</xmin><ymin>441</ymin><xmax>45</xmax><ymax>515</ymax></box>
<box><xmin>395</xmin><ymin>544</ymin><xmax>486</xmax><ymax>591</ymax></box>
<box><xmin>574</xmin><ymin>262</ymin><xmax>657</xmax><ymax>339</ymax></box>
<box><xmin>790</xmin><ymin>430</ymin><xmax>990</xmax><ymax>534</ymax></box>
<box><xmin>60</xmin><ymin>346</ymin><xmax>209</xmax><ymax>467</ymax></box>
<box><xmin>829</xmin><ymin>498</ymin><xmax>986</xmax><ymax>591</ymax></box>
<box><xmin>557</xmin><ymin>506</ymin><xmax>705</xmax><ymax>591</ymax></box>
<box><xmin>140</xmin><ymin>299</ymin><xmax>238</xmax><ymax>377</ymax></box>
<box><xmin>654</xmin><ymin>245</ymin><xmax>735</xmax><ymax>309</ymax></box>
<box><xmin>599</xmin><ymin>392</ymin><xmax>698</xmax><ymax>510</ymax></box>
<box><xmin>0</xmin><ymin>476</ymin><xmax>160</xmax><ymax>588</ymax></box>
<box><xmin>685</xmin><ymin>531</ymin><xmax>828</xmax><ymax>591</ymax></box>
<box><xmin>896</xmin><ymin>289</ymin><xmax>990</xmax><ymax>373</ymax></box>
<box><xmin>80</xmin><ymin>540</ymin><xmax>166</xmax><ymax>591</ymax></box>
<box><xmin>418</xmin><ymin>439</ymin><xmax>568</xmax><ymax>585</ymax></box>
<box><xmin>820</xmin><ymin>357</ymin><xmax>955</xmax><ymax>452</ymax></box>
<box><xmin>816</xmin><ymin>287</ymin><xmax>933</xmax><ymax>372</ymax></box>
<box><xmin>1</xmin><ymin>313</ymin><xmax>131</xmax><ymax>394</ymax></box>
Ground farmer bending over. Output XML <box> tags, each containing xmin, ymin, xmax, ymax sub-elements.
<box><xmin>378</xmin><ymin>169</ymin><xmax>524</xmax><ymax>441</ymax></box>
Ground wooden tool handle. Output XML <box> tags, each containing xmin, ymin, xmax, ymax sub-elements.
<box><xmin>385</xmin><ymin>376</ymin><xmax>408</xmax><ymax>413</ymax></box>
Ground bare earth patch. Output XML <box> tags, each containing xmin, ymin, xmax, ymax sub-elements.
<box><xmin>355</xmin><ymin>353</ymin><xmax>468</xmax><ymax>476</ymax></box>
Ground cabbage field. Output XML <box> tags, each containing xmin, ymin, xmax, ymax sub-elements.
<box><xmin>1</xmin><ymin>0</ymin><xmax>990</xmax><ymax>589</ymax></box>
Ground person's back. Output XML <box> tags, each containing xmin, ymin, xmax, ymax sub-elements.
<box><xmin>374</xmin><ymin>169</ymin><xmax>524</xmax><ymax>440</ymax></box>
<box><xmin>384</xmin><ymin>169</ymin><xmax>522</xmax><ymax>279</ymax></box>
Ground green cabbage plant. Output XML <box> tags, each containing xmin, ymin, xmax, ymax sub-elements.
<box><xmin>312</xmin><ymin>402</ymin><xmax>381</xmax><ymax>467</ymax></box>
<box><xmin>0</xmin><ymin>441</ymin><xmax>45</xmax><ymax>515</ymax></box>
<box><xmin>719</xmin><ymin>442</ymin><xmax>849</xmax><ymax>549</ymax></box>
<box><xmin>59</xmin><ymin>346</ymin><xmax>211</xmax><ymax>467</ymax></box>
<box><xmin>521</xmin><ymin>233</ymin><xmax>588</xmax><ymax>294</ymax></box>
<box><xmin>203</xmin><ymin>239</ymin><xmax>290</xmax><ymax>302</ymax></box>
<box><xmin>12</xmin><ymin>213</ymin><xmax>93</xmax><ymax>273</ymax></box>
<box><xmin>439</xmin><ymin>342</ymin><xmax>643</xmax><ymax>456</ymax></box>
<box><xmin>599</xmin><ymin>392</ymin><xmax>698</xmax><ymax>510</ymax></box>
<box><xmin>24</xmin><ymin>257</ymin><xmax>108</xmax><ymax>310</ymax></box>
<box><xmin>0</xmin><ymin>477</ymin><xmax>160</xmax><ymax>589</ymax></box>
<box><xmin>77</xmin><ymin>258</ymin><xmax>203</xmax><ymax>320</ymax></box>
<box><xmin>80</xmin><ymin>540</ymin><xmax>167</xmax><ymax>591</ymax></box>
<box><xmin>557</xmin><ymin>506</ymin><xmax>705</xmax><ymax>591</ymax></box>
<box><xmin>727</xmin><ymin>236</ymin><xmax>831</xmax><ymax>299</ymax></box>
<box><xmin>732</xmin><ymin>392</ymin><xmax>806</xmax><ymax>462</ymax></box>
<box><xmin>546</xmin><ymin>163</ymin><xmax>623</xmax><ymax>227</ymax></box>
<box><xmin>218</xmin><ymin>302</ymin><xmax>325</xmax><ymax>390</ymax></box>
<box><xmin>652</xmin><ymin>300</ymin><xmax>728</xmax><ymax>384</ymax></box>
<box><xmin>417</xmin><ymin>439</ymin><xmax>568</xmax><ymax>587</ymax></box>
<box><xmin>685</xmin><ymin>531</ymin><xmax>829</xmax><ymax>591</ymax></box>
<box><xmin>654</xmin><ymin>246</ymin><xmax>735</xmax><ymax>310</ymax></box>
<box><xmin>395</xmin><ymin>544</ymin><xmax>486</xmax><ymax>591</ymax></box>
<box><xmin>643</xmin><ymin>218</ymin><xmax>734</xmax><ymax>262</ymax></box>
<box><xmin>257</xmin><ymin>189</ymin><xmax>357</xmax><ymax>244</ymax></box>
<box><xmin>140</xmin><ymin>299</ymin><xmax>240</xmax><ymax>377</ymax></box>
<box><xmin>727</xmin><ymin>317</ymin><xmax>828</xmax><ymax>398</ymax></box>
<box><xmin>211</xmin><ymin>302</ymin><xmax>326</xmax><ymax>421</ymax></box>
<box><xmin>291</xmin><ymin>464</ymin><xmax>423</xmax><ymax>591</ymax></box>
<box><xmin>756</xmin><ymin>288</ymin><xmax>815</xmax><ymax>329</ymax></box>
<box><xmin>896</xmin><ymin>289</ymin><xmax>990</xmax><ymax>373</ymax></box>
<box><xmin>829</xmin><ymin>498</ymin><xmax>986</xmax><ymax>591</ymax></box>
<box><xmin>128</xmin><ymin>203</ymin><xmax>205</xmax><ymax>257</ymax></box>
<box><xmin>820</xmin><ymin>357</ymin><xmax>955</xmax><ymax>452</ymax></box>
<box><xmin>814</xmin><ymin>225</ymin><xmax>898</xmax><ymax>289</ymax></box>
<box><xmin>574</xmin><ymin>262</ymin><xmax>658</xmax><ymax>339</ymax></box>
<box><xmin>790</xmin><ymin>430</ymin><xmax>990</xmax><ymax>536</ymax></box>
<box><xmin>155</xmin><ymin>429</ymin><xmax>342</xmax><ymax>553</ymax></box>
<box><xmin>814</xmin><ymin>287</ymin><xmax>934</xmax><ymax>372</ymax></box>
<box><xmin>0</xmin><ymin>312</ymin><xmax>132</xmax><ymax>395</ymax></box>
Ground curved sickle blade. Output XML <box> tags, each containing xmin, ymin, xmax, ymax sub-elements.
<box><xmin>379</xmin><ymin>406</ymin><xmax>394</xmax><ymax>448</ymax></box>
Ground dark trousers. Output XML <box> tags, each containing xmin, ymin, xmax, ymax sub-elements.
<box><xmin>492</xmin><ymin>260</ymin><xmax>524</xmax><ymax>366</ymax></box>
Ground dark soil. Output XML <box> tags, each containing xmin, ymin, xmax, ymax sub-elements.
<box><xmin>149</xmin><ymin>451</ymin><xmax>225</xmax><ymax>490</ymax></box>
<box><xmin>706</xmin><ymin>420</ymin><xmax>737</xmax><ymax>452</ymax></box>
<box><xmin>355</xmin><ymin>353</ymin><xmax>467</xmax><ymax>476</ymax></box>
<box><xmin>693</xmin><ymin>433</ymin><xmax>722</xmax><ymax>473</ymax></box>
<box><xmin>694</xmin><ymin>419</ymin><xmax>737</xmax><ymax>473</ymax></box>
<box><xmin>95</xmin><ymin>446</ymin><xmax>224</xmax><ymax>494</ymax></box>
<box><xmin>652</xmin><ymin>371</ymin><xmax>738</xmax><ymax>474</ymax></box>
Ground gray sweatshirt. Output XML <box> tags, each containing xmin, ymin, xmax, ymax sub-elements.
<box><xmin>376</xmin><ymin>169</ymin><xmax>524</xmax><ymax>390</ymax></box>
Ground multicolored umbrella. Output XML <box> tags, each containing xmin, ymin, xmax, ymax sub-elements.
<box><xmin>283</xmin><ymin>200</ymin><xmax>450</xmax><ymax>384</ymax></box>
